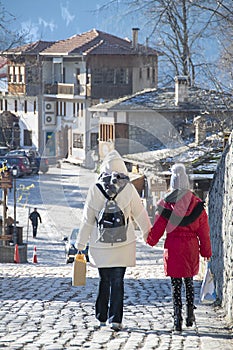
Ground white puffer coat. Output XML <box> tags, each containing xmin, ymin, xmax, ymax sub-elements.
<box><xmin>76</xmin><ymin>150</ymin><xmax>152</xmax><ymax>268</ymax></box>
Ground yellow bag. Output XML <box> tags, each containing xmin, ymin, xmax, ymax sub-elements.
<box><xmin>72</xmin><ymin>253</ymin><xmax>86</xmax><ymax>286</ymax></box>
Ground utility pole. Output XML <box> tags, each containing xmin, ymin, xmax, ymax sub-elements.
<box><xmin>0</xmin><ymin>162</ymin><xmax>12</xmax><ymax>245</ymax></box>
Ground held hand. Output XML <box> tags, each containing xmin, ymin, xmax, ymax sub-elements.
<box><xmin>204</xmin><ymin>257</ymin><xmax>210</xmax><ymax>262</ymax></box>
<box><xmin>146</xmin><ymin>237</ymin><xmax>156</xmax><ymax>247</ymax></box>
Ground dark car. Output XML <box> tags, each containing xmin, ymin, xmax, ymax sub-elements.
<box><xmin>63</xmin><ymin>228</ymin><xmax>89</xmax><ymax>264</ymax></box>
<box><xmin>6</xmin><ymin>149</ymin><xmax>49</xmax><ymax>174</ymax></box>
<box><xmin>0</xmin><ymin>155</ymin><xmax>32</xmax><ymax>177</ymax></box>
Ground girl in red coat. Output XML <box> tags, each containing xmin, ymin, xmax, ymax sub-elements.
<box><xmin>147</xmin><ymin>163</ymin><xmax>212</xmax><ymax>333</ymax></box>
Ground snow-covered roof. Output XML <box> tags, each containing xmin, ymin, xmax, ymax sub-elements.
<box><xmin>123</xmin><ymin>138</ymin><xmax>223</xmax><ymax>175</ymax></box>
<box><xmin>90</xmin><ymin>86</ymin><xmax>233</xmax><ymax>113</ymax></box>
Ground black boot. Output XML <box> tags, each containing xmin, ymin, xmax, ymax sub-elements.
<box><xmin>186</xmin><ymin>305</ymin><xmax>195</xmax><ymax>327</ymax></box>
<box><xmin>174</xmin><ymin>307</ymin><xmax>183</xmax><ymax>333</ymax></box>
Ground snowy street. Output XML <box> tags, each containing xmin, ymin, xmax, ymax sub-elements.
<box><xmin>0</xmin><ymin>163</ymin><xmax>232</xmax><ymax>349</ymax></box>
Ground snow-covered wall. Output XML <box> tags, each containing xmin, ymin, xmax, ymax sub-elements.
<box><xmin>208</xmin><ymin>131</ymin><xmax>233</xmax><ymax>324</ymax></box>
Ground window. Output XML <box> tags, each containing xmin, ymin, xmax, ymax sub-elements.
<box><xmin>86</xmin><ymin>68</ymin><xmax>90</xmax><ymax>84</ymax></box>
<box><xmin>24</xmin><ymin>100</ymin><xmax>27</xmax><ymax>113</ymax></box>
<box><xmin>119</xmin><ymin>68</ymin><xmax>128</xmax><ymax>84</ymax></box>
<box><xmin>14</xmin><ymin>66</ymin><xmax>24</xmax><ymax>83</ymax></box>
<box><xmin>34</xmin><ymin>100</ymin><xmax>37</xmax><ymax>114</ymax></box>
<box><xmin>4</xmin><ymin>100</ymin><xmax>7</xmax><ymax>111</ymax></box>
<box><xmin>76</xmin><ymin>68</ymin><xmax>80</xmax><ymax>84</ymax></box>
<box><xmin>80</xmin><ymin>103</ymin><xmax>84</xmax><ymax>117</ymax></box>
<box><xmin>58</xmin><ymin>101</ymin><xmax>66</xmax><ymax>116</ymax></box>
<box><xmin>73</xmin><ymin>133</ymin><xmax>84</xmax><ymax>148</ymax></box>
<box><xmin>63</xmin><ymin>67</ymin><xmax>66</xmax><ymax>83</ymax></box>
<box><xmin>9</xmin><ymin>66</ymin><xmax>14</xmax><ymax>83</ymax></box>
<box><xmin>15</xmin><ymin>66</ymin><xmax>19</xmax><ymax>82</ymax></box>
<box><xmin>19</xmin><ymin>66</ymin><xmax>25</xmax><ymax>83</ymax></box>
<box><xmin>139</xmin><ymin>68</ymin><xmax>142</xmax><ymax>79</ymax></box>
<box><xmin>14</xmin><ymin>100</ymin><xmax>17</xmax><ymax>113</ymax></box>
<box><xmin>0</xmin><ymin>99</ymin><xmax>3</xmax><ymax>111</ymax></box>
<box><xmin>100</xmin><ymin>124</ymin><xmax>114</xmax><ymax>142</ymax></box>
<box><xmin>24</xmin><ymin>130</ymin><xmax>32</xmax><ymax>146</ymax></box>
<box><xmin>73</xmin><ymin>102</ymin><xmax>80</xmax><ymax>117</ymax></box>
<box><xmin>93</xmin><ymin>68</ymin><xmax>103</xmax><ymax>84</ymax></box>
<box><xmin>54</xmin><ymin>62</ymin><xmax>62</xmax><ymax>83</ymax></box>
<box><xmin>152</xmin><ymin>68</ymin><xmax>156</xmax><ymax>83</ymax></box>
<box><xmin>106</xmin><ymin>69</ymin><xmax>115</xmax><ymax>84</ymax></box>
<box><xmin>13</xmin><ymin>67</ymin><xmax>16</xmax><ymax>82</ymax></box>
<box><xmin>147</xmin><ymin>67</ymin><xmax>150</xmax><ymax>79</ymax></box>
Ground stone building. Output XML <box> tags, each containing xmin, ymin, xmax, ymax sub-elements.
<box><xmin>90</xmin><ymin>76</ymin><xmax>233</xmax><ymax>158</ymax></box>
<box><xmin>208</xmin><ymin>132</ymin><xmax>233</xmax><ymax>324</ymax></box>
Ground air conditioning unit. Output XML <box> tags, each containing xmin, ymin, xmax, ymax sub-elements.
<box><xmin>45</xmin><ymin>114</ymin><xmax>56</xmax><ymax>125</ymax></box>
<box><xmin>44</xmin><ymin>101</ymin><xmax>55</xmax><ymax>112</ymax></box>
<box><xmin>99</xmin><ymin>142</ymin><xmax>114</xmax><ymax>160</ymax></box>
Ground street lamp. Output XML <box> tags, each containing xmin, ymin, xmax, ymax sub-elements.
<box><xmin>12</xmin><ymin>165</ymin><xmax>18</xmax><ymax>245</ymax></box>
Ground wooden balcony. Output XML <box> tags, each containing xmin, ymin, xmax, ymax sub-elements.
<box><xmin>8</xmin><ymin>83</ymin><xmax>25</xmax><ymax>94</ymax></box>
<box><xmin>44</xmin><ymin>83</ymin><xmax>85</xmax><ymax>96</ymax></box>
<box><xmin>44</xmin><ymin>83</ymin><xmax>74</xmax><ymax>95</ymax></box>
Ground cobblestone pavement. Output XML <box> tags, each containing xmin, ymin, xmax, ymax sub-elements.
<box><xmin>0</xmin><ymin>164</ymin><xmax>232</xmax><ymax>349</ymax></box>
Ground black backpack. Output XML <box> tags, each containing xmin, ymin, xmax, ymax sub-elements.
<box><xmin>96</xmin><ymin>183</ymin><xmax>128</xmax><ymax>245</ymax></box>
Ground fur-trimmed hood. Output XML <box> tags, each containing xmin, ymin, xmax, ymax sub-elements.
<box><xmin>100</xmin><ymin>150</ymin><xmax>128</xmax><ymax>175</ymax></box>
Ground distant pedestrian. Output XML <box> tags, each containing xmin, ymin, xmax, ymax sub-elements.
<box><xmin>76</xmin><ymin>150</ymin><xmax>151</xmax><ymax>331</ymax></box>
<box><xmin>146</xmin><ymin>163</ymin><xmax>212</xmax><ymax>333</ymax></box>
<box><xmin>29</xmin><ymin>208</ymin><xmax>42</xmax><ymax>238</ymax></box>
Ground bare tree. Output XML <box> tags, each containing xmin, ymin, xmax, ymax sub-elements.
<box><xmin>0</xmin><ymin>1</ymin><xmax>28</xmax><ymax>52</ymax></box>
<box><xmin>98</xmin><ymin>1</ymin><xmax>229</xmax><ymax>87</ymax></box>
<box><xmin>199</xmin><ymin>1</ymin><xmax>233</xmax><ymax>90</ymax></box>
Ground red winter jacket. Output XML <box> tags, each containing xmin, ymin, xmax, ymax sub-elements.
<box><xmin>147</xmin><ymin>189</ymin><xmax>212</xmax><ymax>278</ymax></box>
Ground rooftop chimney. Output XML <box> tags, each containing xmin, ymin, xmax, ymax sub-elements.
<box><xmin>193</xmin><ymin>115</ymin><xmax>206</xmax><ymax>145</ymax></box>
<box><xmin>132</xmin><ymin>28</ymin><xmax>140</xmax><ymax>50</ymax></box>
<box><xmin>175</xmin><ymin>76</ymin><xmax>189</xmax><ymax>106</ymax></box>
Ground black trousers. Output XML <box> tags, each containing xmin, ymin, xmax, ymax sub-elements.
<box><xmin>32</xmin><ymin>224</ymin><xmax>38</xmax><ymax>238</ymax></box>
<box><xmin>171</xmin><ymin>277</ymin><xmax>194</xmax><ymax>308</ymax></box>
<box><xmin>95</xmin><ymin>267</ymin><xmax>126</xmax><ymax>324</ymax></box>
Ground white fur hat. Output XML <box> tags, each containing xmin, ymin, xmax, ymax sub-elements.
<box><xmin>170</xmin><ymin>163</ymin><xmax>189</xmax><ymax>190</ymax></box>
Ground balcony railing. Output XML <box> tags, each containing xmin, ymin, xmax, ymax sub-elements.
<box><xmin>44</xmin><ymin>83</ymin><xmax>85</xmax><ymax>95</ymax></box>
<box><xmin>44</xmin><ymin>83</ymin><xmax>73</xmax><ymax>95</ymax></box>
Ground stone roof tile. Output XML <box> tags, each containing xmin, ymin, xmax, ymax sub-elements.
<box><xmin>91</xmin><ymin>87</ymin><xmax>233</xmax><ymax>112</ymax></box>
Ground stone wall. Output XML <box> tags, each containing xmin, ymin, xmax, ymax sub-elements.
<box><xmin>208</xmin><ymin>132</ymin><xmax>233</xmax><ymax>324</ymax></box>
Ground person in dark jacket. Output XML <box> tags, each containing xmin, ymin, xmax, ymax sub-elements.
<box><xmin>147</xmin><ymin>163</ymin><xmax>212</xmax><ymax>333</ymax></box>
<box><xmin>29</xmin><ymin>208</ymin><xmax>42</xmax><ymax>238</ymax></box>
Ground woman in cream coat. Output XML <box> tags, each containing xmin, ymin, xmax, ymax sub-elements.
<box><xmin>76</xmin><ymin>150</ymin><xmax>151</xmax><ymax>331</ymax></box>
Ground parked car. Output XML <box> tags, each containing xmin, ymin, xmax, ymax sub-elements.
<box><xmin>0</xmin><ymin>155</ymin><xmax>32</xmax><ymax>177</ymax></box>
<box><xmin>63</xmin><ymin>228</ymin><xmax>89</xmax><ymax>264</ymax></box>
<box><xmin>6</xmin><ymin>149</ymin><xmax>49</xmax><ymax>174</ymax></box>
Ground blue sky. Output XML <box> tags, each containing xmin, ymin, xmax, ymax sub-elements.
<box><xmin>1</xmin><ymin>1</ymin><xmax>221</xmax><ymax>89</ymax></box>
<box><xmin>2</xmin><ymin>0</ymin><xmax>141</xmax><ymax>43</ymax></box>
